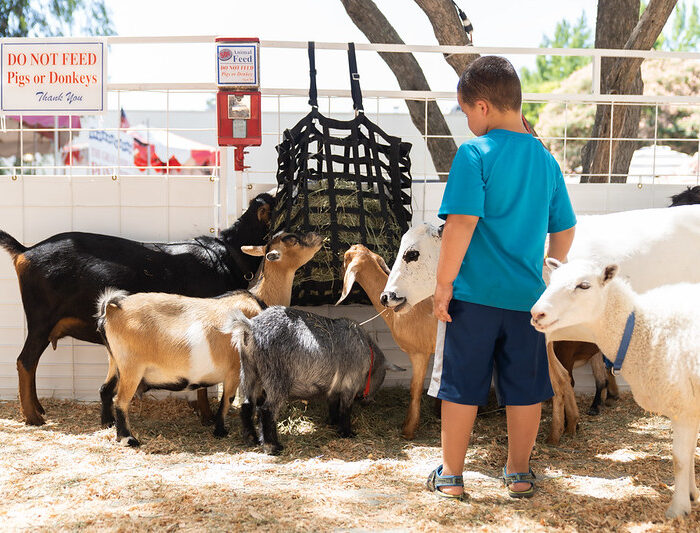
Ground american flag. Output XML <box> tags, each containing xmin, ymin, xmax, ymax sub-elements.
<box><xmin>120</xmin><ymin>108</ymin><xmax>130</xmax><ymax>129</ymax></box>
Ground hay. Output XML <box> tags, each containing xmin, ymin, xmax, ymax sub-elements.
<box><xmin>273</xmin><ymin>179</ymin><xmax>404</xmax><ymax>301</ymax></box>
<box><xmin>0</xmin><ymin>390</ymin><xmax>698</xmax><ymax>531</ymax></box>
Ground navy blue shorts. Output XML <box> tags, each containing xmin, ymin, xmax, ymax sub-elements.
<box><xmin>428</xmin><ymin>299</ymin><xmax>553</xmax><ymax>406</ymax></box>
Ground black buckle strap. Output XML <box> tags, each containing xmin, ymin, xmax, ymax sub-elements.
<box><xmin>308</xmin><ymin>41</ymin><xmax>364</xmax><ymax>113</ymax></box>
<box><xmin>308</xmin><ymin>41</ymin><xmax>318</xmax><ymax>109</ymax></box>
<box><xmin>347</xmin><ymin>42</ymin><xmax>364</xmax><ymax>114</ymax></box>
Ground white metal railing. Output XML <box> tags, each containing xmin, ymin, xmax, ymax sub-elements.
<box><xmin>1</xmin><ymin>39</ymin><xmax>698</xmax><ymax>203</ymax></box>
<box><xmin>1</xmin><ymin>38</ymin><xmax>698</xmax><ymax>400</ymax></box>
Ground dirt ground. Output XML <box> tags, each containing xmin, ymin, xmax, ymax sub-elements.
<box><xmin>0</xmin><ymin>388</ymin><xmax>698</xmax><ymax>532</ymax></box>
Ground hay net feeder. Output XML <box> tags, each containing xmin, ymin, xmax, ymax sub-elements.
<box><xmin>272</xmin><ymin>42</ymin><xmax>413</xmax><ymax>305</ymax></box>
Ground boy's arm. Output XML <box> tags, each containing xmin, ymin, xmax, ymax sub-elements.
<box><xmin>434</xmin><ymin>214</ymin><xmax>479</xmax><ymax>322</ymax></box>
<box><xmin>547</xmin><ymin>226</ymin><xmax>576</xmax><ymax>262</ymax></box>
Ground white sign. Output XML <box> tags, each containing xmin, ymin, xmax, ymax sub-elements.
<box><xmin>216</xmin><ymin>42</ymin><xmax>259</xmax><ymax>88</ymax></box>
<box><xmin>1</xmin><ymin>39</ymin><xmax>106</xmax><ymax>115</ymax></box>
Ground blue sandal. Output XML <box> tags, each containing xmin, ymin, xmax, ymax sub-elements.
<box><xmin>502</xmin><ymin>466</ymin><xmax>536</xmax><ymax>498</ymax></box>
<box><xmin>426</xmin><ymin>465</ymin><xmax>467</xmax><ymax>501</ymax></box>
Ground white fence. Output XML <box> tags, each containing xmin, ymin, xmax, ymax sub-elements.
<box><xmin>0</xmin><ymin>175</ymin><xmax>220</xmax><ymax>400</ymax></box>
<box><xmin>0</xmin><ymin>39</ymin><xmax>698</xmax><ymax>400</ymax></box>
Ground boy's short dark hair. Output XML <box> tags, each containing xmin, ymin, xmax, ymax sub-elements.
<box><xmin>457</xmin><ymin>56</ymin><xmax>522</xmax><ymax>111</ymax></box>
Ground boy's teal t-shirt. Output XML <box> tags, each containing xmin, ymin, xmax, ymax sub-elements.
<box><xmin>438</xmin><ymin>129</ymin><xmax>576</xmax><ymax>312</ymax></box>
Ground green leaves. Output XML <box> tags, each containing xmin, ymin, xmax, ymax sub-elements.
<box><xmin>0</xmin><ymin>0</ymin><xmax>114</xmax><ymax>38</ymax></box>
<box><xmin>520</xmin><ymin>12</ymin><xmax>593</xmax><ymax>126</ymax></box>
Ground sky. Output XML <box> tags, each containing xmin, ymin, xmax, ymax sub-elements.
<box><xmin>99</xmin><ymin>0</ymin><xmax>698</xmax><ymax>113</ymax></box>
<box><xmin>104</xmin><ymin>0</ymin><xmax>603</xmax><ymax>111</ymax></box>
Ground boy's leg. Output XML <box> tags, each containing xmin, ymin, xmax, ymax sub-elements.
<box><xmin>440</xmin><ymin>400</ymin><xmax>479</xmax><ymax>496</ymax></box>
<box><xmin>428</xmin><ymin>300</ymin><xmax>500</xmax><ymax>496</ymax></box>
<box><xmin>506</xmin><ymin>403</ymin><xmax>541</xmax><ymax>492</ymax></box>
<box><xmin>495</xmin><ymin>309</ymin><xmax>553</xmax><ymax>493</ymax></box>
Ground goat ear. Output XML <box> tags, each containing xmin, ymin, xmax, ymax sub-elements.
<box><xmin>375</xmin><ymin>255</ymin><xmax>391</xmax><ymax>276</ymax></box>
<box><xmin>256</xmin><ymin>204</ymin><xmax>271</xmax><ymax>224</ymax></box>
<box><xmin>601</xmin><ymin>264</ymin><xmax>618</xmax><ymax>284</ymax></box>
<box><xmin>265</xmin><ymin>250</ymin><xmax>281</xmax><ymax>262</ymax></box>
<box><xmin>383</xmin><ymin>361</ymin><xmax>406</xmax><ymax>372</ymax></box>
<box><xmin>281</xmin><ymin>234</ymin><xmax>299</xmax><ymax>246</ymax></box>
<box><xmin>241</xmin><ymin>245</ymin><xmax>265</xmax><ymax>257</ymax></box>
<box><xmin>336</xmin><ymin>264</ymin><xmax>357</xmax><ymax>305</ymax></box>
<box><xmin>545</xmin><ymin>257</ymin><xmax>562</xmax><ymax>271</ymax></box>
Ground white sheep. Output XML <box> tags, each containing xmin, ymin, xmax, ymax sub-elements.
<box><xmin>381</xmin><ymin>205</ymin><xmax>700</xmax><ymax>443</ymax></box>
<box><xmin>531</xmin><ymin>258</ymin><xmax>700</xmax><ymax>519</ymax></box>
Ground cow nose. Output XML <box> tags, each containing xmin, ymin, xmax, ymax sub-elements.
<box><xmin>380</xmin><ymin>292</ymin><xmax>392</xmax><ymax>307</ymax></box>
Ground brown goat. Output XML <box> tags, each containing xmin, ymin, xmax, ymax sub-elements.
<box><xmin>98</xmin><ymin>290</ymin><xmax>263</xmax><ymax>445</ymax></box>
<box><xmin>337</xmin><ymin>244</ymin><xmax>436</xmax><ymax>439</ymax></box>
<box><xmin>242</xmin><ymin>232</ymin><xmax>324</xmax><ymax>307</ymax></box>
<box><xmin>97</xmin><ymin>232</ymin><xmax>324</xmax><ymax>445</ymax></box>
<box><xmin>553</xmin><ymin>341</ymin><xmax>619</xmax><ymax>416</ymax></box>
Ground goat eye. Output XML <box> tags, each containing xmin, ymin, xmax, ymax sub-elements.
<box><xmin>403</xmin><ymin>249</ymin><xmax>419</xmax><ymax>263</ymax></box>
<box><xmin>576</xmin><ymin>282</ymin><xmax>591</xmax><ymax>290</ymax></box>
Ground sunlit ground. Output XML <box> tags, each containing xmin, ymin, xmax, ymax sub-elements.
<box><xmin>0</xmin><ymin>389</ymin><xmax>698</xmax><ymax>532</ymax></box>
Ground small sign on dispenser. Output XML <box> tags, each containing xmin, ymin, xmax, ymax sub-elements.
<box><xmin>216</xmin><ymin>38</ymin><xmax>259</xmax><ymax>88</ymax></box>
<box><xmin>216</xmin><ymin>37</ymin><xmax>261</xmax><ymax>170</ymax></box>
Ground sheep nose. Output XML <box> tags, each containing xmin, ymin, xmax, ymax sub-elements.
<box><xmin>380</xmin><ymin>291</ymin><xmax>406</xmax><ymax>309</ymax></box>
<box><xmin>531</xmin><ymin>311</ymin><xmax>547</xmax><ymax>324</ymax></box>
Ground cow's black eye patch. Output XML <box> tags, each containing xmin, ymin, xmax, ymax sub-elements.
<box><xmin>403</xmin><ymin>249</ymin><xmax>420</xmax><ymax>263</ymax></box>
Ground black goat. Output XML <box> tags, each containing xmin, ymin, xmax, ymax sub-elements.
<box><xmin>670</xmin><ymin>186</ymin><xmax>700</xmax><ymax>207</ymax></box>
<box><xmin>0</xmin><ymin>193</ymin><xmax>274</xmax><ymax>426</ymax></box>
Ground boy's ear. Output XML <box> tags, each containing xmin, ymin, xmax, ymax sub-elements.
<box><xmin>474</xmin><ymin>99</ymin><xmax>489</xmax><ymax>115</ymax></box>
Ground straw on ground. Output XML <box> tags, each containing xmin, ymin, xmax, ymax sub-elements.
<box><xmin>0</xmin><ymin>389</ymin><xmax>697</xmax><ymax>531</ymax></box>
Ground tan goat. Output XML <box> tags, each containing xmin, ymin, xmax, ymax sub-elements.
<box><xmin>337</xmin><ymin>244</ymin><xmax>436</xmax><ymax>439</ymax></box>
<box><xmin>97</xmin><ymin>231</ymin><xmax>323</xmax><ymax>446</ymax></box>
<box><xmin>189</xmin><ymin>231</ymin><xmax>326</xmax><ymax>421</ymax></box>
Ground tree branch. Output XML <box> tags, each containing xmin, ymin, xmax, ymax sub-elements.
<box><xmin>606</xmin><ymin>0</ymin><xmax>677</xmax><ymax>93</ymax></box>
<box><xmin>339</xmin><ymin>0</ymin><xmax>458</xmax><ymax>177</ymax></box>
<box><xmin>582</xmin><ymin>0</ymin><xmax>676</xmax><ymax>183</ymax></box>
<box><xmin>413</xmin><ymin>0</ymin><xmax>479</xmax><ymax>75</ymax></box>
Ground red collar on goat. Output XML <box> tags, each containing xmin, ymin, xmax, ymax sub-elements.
<box><xmin>363</xmin><ymin>346</ymin><xmax>375</xmax><ymax>399</ymax></box>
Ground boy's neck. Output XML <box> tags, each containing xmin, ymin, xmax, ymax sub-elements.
<box><xmin>485</xmin><ymin>109</ymin><xmax>528</xmax><ymax>135</ymax></box>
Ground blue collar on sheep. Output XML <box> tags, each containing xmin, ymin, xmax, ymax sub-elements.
<box><xmin>606</xmin><ymin>311</ymin><xmax>636</xmax><ymax>376</ymax></box>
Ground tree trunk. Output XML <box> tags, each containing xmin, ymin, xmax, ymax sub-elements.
<box><xmin>340</xmin><ymin>0</ymin><xmax>465</xmax><ymax>178</ymax></box>
<box><xmin>581</xmin><ymin>0</ymin><xmax>677</xmax><ymax>183</ymax></box>
<box><xmin>413</xmin><ymin>0</ymin><xmax>479</xmax><ymax>75</ymax></box>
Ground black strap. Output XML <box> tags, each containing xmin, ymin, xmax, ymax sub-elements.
<box><xmin>308</xmin><ymin>41</ymin><xmax>318</xmax><ymax>109</ymax></box>
<box><xmin>347</xmin><ymin>43</ymin><xmax>364</xmax><ymax>113</ymax></box>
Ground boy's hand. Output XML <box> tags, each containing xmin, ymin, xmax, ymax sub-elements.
<box><xmin>433</xmin><ymin>282</ymin><xmax>453</xmax><ymax>322</ymax></box>
<box><xmin>433</xmin><ymin>214</ymin><xmax>478</xmax><ymax>323</ymax></box>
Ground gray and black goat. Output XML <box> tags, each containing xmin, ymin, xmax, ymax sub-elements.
<box><xmin>225</xmin><ymin>306</ymin><xmax>404</xmax><ymax>454</ymax></box>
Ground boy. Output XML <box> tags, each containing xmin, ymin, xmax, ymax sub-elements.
<box><xmin>426</xmin><ymin>56</ymin><xmax>576</xmax><ymax>500</ymax></box>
